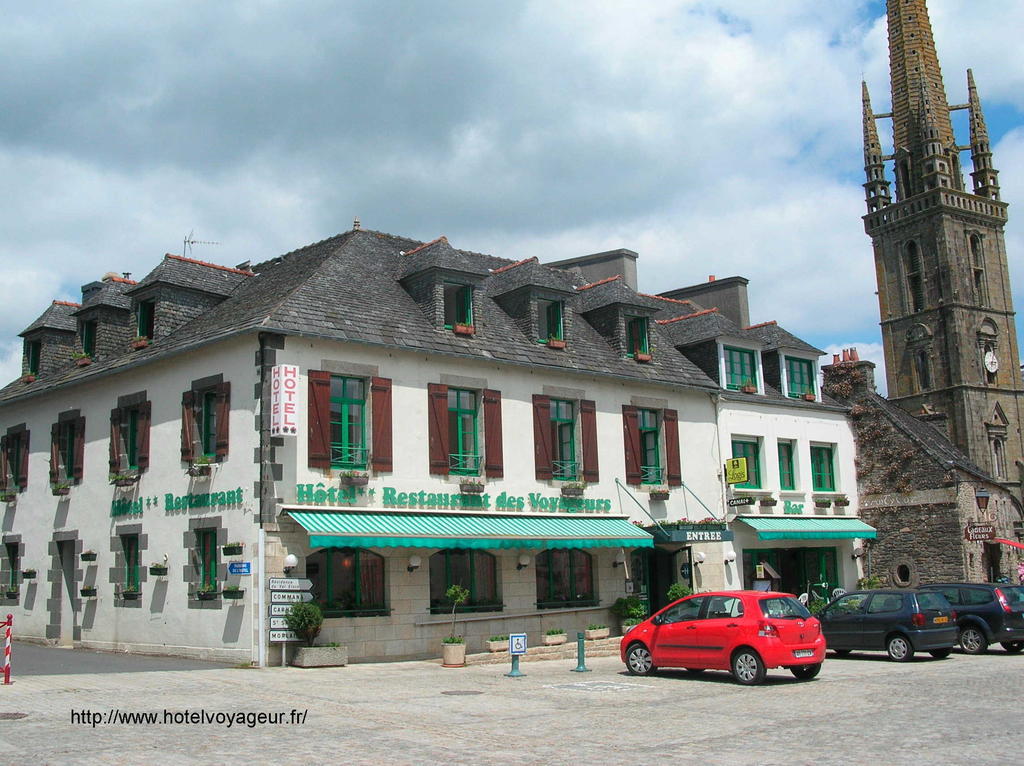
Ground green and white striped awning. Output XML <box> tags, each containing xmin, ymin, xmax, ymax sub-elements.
<box><xmin>737</xmin><ymin>516</ymin><xmax>877</xmax><ymax>541</ymax></box>
<box><xmin>286</xmin><ymin>509</ymin><xmax>654</xmax><ymax>550</ymax></box>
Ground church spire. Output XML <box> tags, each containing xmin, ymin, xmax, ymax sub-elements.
<box><xmin>862</xmin><ymin>81</ymin><xmax>891</xmax><ymax>213</ymax></box>
<box><xmin>967</xmin><ymin>68</ymin><xmax>1000</xmax><ymax>200</ymax></box>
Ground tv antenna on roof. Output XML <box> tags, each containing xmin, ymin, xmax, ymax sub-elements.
<box><xmin>183</xmin><ymin>230</ymin><xmax>219</xmax><ymax>257</ymax></box>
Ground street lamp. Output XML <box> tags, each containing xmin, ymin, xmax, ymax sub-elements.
<box><xmin>975</xmin><ymin>489</ymin><xmax>991</xmax><ymax>512</ymax></box>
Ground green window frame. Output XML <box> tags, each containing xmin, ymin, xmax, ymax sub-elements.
<box><xmin>122</xmin><ymin>409</ymin><xmax>139</xmax><ymax>470</ymax></box>
<box><xmin>724</xmin><ymin>346</ymin><xmax>757</xmax><ymax>390</ymax></box>
<box><xmin>550</xmin><ymin>399</ymin><xmax>577</xmax><ymax>480</ymax></box>
<box><xmin>778</xmin><ymin>440</ymin><xmax>796</xmax><ymax>491</ymax></box>
<box><xmin>196</xmin><ymin>529</ymin><xmax>218</xmax><ymax>590</ymax></box>
<box><xmin>25</xmin><ymin>341</ymin><xmax>40</xmax><ymax>376</ymax></box>
<box><xmin>538</xmin><ymin>299</ymin><xmax>564</xmax><ymax>342</ymax></box>
<box><xmin>308</xmin><ymin>548</ymin><xmax>387</xmax><ymax>617</ymax></box>
<box><xmin>200</xmin><ymin>391</ymin><xmax>217</xmax><ymax>458</ymax></box>
<box><xmin>137</xmin><ymin>300</ymin><xmax>155</xmax><ymax>339</ymax></box>
<box><xmin>329</xmin><ymin>376</ymin><xmax>367</xmax><ymax>469</ymax></box>
<box><xmin>429</xmin><ymin>550</ymin><xmax>500</xmax><ymax>613</ymax></box>
<box><xmin>627</xmin><ymin>316</ymin><xmax>650</xmax><ymax>356</ymax></box>
<box><xmin>811</xmin><ymin>445</ymin><xmax>836</xmax><ymax>492</ymax></box>
<box><xmin>59</xmin><ymin>421</ymin><xmax>76</xmax><ymax>478</ymax></box>
<box><xmin>638</xmin><ymin>408</ymin><xmax>662</xmax><ymax>483</ymax></box>
<box><xmin>785</xmin><ymin>357</ymin><xmax>815</xmax><ymax>398</ymax></box>
<box><xmin>443</xmin><ymin>283</ymin><xmax>473</xmax><ymax>328</ymax></box>
<box><xmin>731</xmin><ymin>439</ymin><xmax>761</xmax><ymax>489</ymax></box>
<box><xmin>447</xmin><ymin>388</ymin><xmax>479</xmax><ymax>475</ymax></box>
<box><xmin>5</xmin><ymin>542</ymin><xmax>18</xmax><ymax>590</ymax></box>
<box><xmin>80</xmin><ymin>321</ymin><xmax>97</xmax><ymax>357</ymax></box>
<box><xmin>121</xmin><ymin>534</ymin><xmax>140</xmax><ymax>592</ymax></box>
<box><xmin>535</xmin><ymin>548</ymin><xmax>595</xmax><ymax>608</ymax></box>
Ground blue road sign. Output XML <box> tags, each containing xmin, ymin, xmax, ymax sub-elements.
<box><xmin>509</xmin><ymin>633</ymin><xmax>527</xmax><ymax>655</ymax></box>
<box><xmin>228</xmin><ymin>561</ymin><xmax>252</xmax><ymax>576</ymax></box>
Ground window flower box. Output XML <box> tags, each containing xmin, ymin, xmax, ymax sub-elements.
<box><xmin>741</xmin><ymin>384</ymin><xmax>758</xmax><ymax>394</ymax></box>
<box><xmin>222</xmin><ymin>587</ymin><xmax>245</xmax><ymax>601</ymax></box>
<box><xmin>109</xmin><ymin>472</ymin><xmax>140</xmax><ymax>488</ymax></box>
<box><xmin>21</xmin><ymin>374</ymin><xmax>36</xmax><ymax>383</ymax></box>
<box><xmin>452</xmin><ymin>323</ymin><xmax>475</xmax><ymax>336</ymax></box>
<box><xmin>561</xmin><ymin>485</ymin><xmax>585</xmax><ymax>498</ymax></box>
<box><xmin>0</xmin><ymin>491</ymin><xmax>17</xmax><ymax>503</ymax></box>
<box><xmin>814</xmin><ymin>499</ymin><xmax>832</xmax><ymax>509</ymax></box>
<box><xmin>121</xmin><ymin>590</ymin><xmax>141</xmax><ymax>601</ymax></box>
<box><xmin>130</xmin><ymin>337</ymin><xmax>149</xmax><ymax>350</ymax></box>
<box><xmin>51</xmin><ymin>483</ymin><xmax>71</xmax><ymax>496</ymax></box>
<box><xmin>80</xmin><ymin>551</ymin><xmax>97</xmax><ymax>562</ymax></box>
<box><xmin>222</xmin><ymin>543</ymin><xmax>243</xmax><ymax>556</ymax></box>
<box><xmin>546</xmin><ymin>338</ymin><xmax>566</xmax><ymax>349</ymax></box>
<box><xmin>4</xmin><ymin>589</ymin><xmax>18</xmax><ymax>600</ymax></box>
<box><xmin>148</xmin><ymin>565</ymin><xmax>168</xmax><ymax>577</ymax></box>
<box><xmin>648</xmin><ymin>490</ymin><xmax>670</xmax><ymax>501</ymax></box>
<box><xmin>834</xmin><ymin>496</ymin><xmax>851</xmax><ymax>507</ymax></box>
<box><xmin>759</xmin><ymin>497</ymin><xmax>778</xmax><ymax>507</ymax></box>
<box><xmin>74</xmin><ymin>356</ymin><xmax>92</xmax><ymax>367</ymax></box>
<box><xmin>459</xmin><ymin>481</ymin><xmax>485</xmax><ymax>494</ymax></box>
<box><xmin>196</xmin><ymin>588</ymin><xmax>219</xmax><ymax>601</ymax></box>
<box><xmin>187</xmin><ymin>456</ymin><xmax>213</xmax><ymax>477</ymax></box>
<box><xmin>802</xmin><ymin>392</ymin><xmax>816</xmax><ymax>402</ymax></box>
<box><xmin>340</xmin><ymin>472</ymin><xmax>368</xmax><ymax>487</ymax></box>
<box><xmin>634</xmin><ymin>352</ymin><xmax>652</xmax><ymax>363</ymax></box>
<box><xmin>80</xmin><ymin>586</ymin><xmax>97</xmax><ymax>598</ymax></box>
<box><xmin>21</xmin><ymin>569</ymin><xmax>37</xmax><ymax>580</ymax></box>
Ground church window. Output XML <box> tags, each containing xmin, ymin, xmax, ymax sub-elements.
<box><xmin>914</xmin><ymin>349</ymin><xmax>932</xmax><ymax>391</ymax></box>
<box><xmin>992</xmin><ymin>439</ymin><xmax>1007</xmax><ymax>480</ymax></box>
<box><xmin>904</xmin><ymin>242</ymin><xmax>924</xmax><ymax>313</ymax></box>
<box><xmin>970</xmin><ymin>235</ymin><xmax>988</xmax><ymax>306</ymax></box>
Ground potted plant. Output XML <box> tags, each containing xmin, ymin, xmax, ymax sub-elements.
<box><xmin>109</xmin><ymin>471</ymin><xmax>140</xmax><ymax>487</ymax></box>
<box><xmin>187</xmin><ymin>455</ymin><xmax>213</xmax><ymax>477</ymax></box>
<box><xmin>81</xmin><ymin>550</ymin><xmax>97</xmax><ymax>562</ymax></box>
<box><xmin>149</xmin><ymin>562</ymin><xmax>168</xmax><ymax>576</ymax></box>
<box><xmin>622</xmin><ymin>616</ymin><xmax>644</xmax><ymax>633</ymax></box>
<box><xmin>459</xmin><ymin>479</ymin><xmax>485</xmax><ymax>494</ymax></box>
<box><xmin>834</xmin><ymin>495</ymin><xmax>851</xmax><ymax>507</ymax></box>
<box><xmin>4</xmin><ymin>587</ymin><xmax>17</xmax><ymax>600</ymax></box>
<box><xmin>584</xmin><ymin>623</ymin><xmax>610</xmax><ymax>640</ymax></box>
<box><xmin>441</xmin><ymin>584</ymin><xmax>469</xmax><ymax>667</ymax></box>
<box><xmin>222</xmin><ymin>542</ymin><xmax>244</xmax><ymax>556</ymax></box>
<box><xmin>21</xmin><ymin>374</ymin><xmax>36</xmax><ymax>383</ymax></box>
<box><xmin>80</xmin><ymin>586</ymin><xmax>97</xmax><ymax>598</ymax></box>
<box><xmin>648</xmin><ymin>488</ymin><xmax>670</xmax><ymax>501</ymax></box>
<box><xmin>546</xmin><ymin>337</ymin><xmax>566</xmax><ymax>349</ymax></box>
<box><xmin>611</xmin><ymin>595</ymin><xmax>647</xmax><ymax>634</ymax></box>
<box><xmin>0</xmin><ymin>489</ymin><xmax>17</xmax><ymax>502</ymax></box>
<box><xmin>222</xmin><ymin>584</ymin><xmax>245</xmax><ymax>601</ymax></box>
<box><xmin>21</xmin><ymin>568</ymin><xmax>37</xmax><ymax>580</ymax></box>
<box><xmin>72</xmin><ymin>352</ymin><xmax>92</xmax><ymax>367</ymax></box>
<box><xmin>196</xmin><ymin>584</ymin><xmax>219</xmax><ymax>601</ymax></box>
<box><xmin>51</xmin><ymin>481</ymin><xmax>71</xmax><ymax>496</ymax></box>
<box><xmin>340</xmin><ymin>470</ymin><xmax>369</xmax><ymax>487</ymax></box>
<box><xmin>814</xmin><ymin>498</ymin><xmax>832</xmax><ymax>509</ymax></box>
<box><xmin>452</xmin><ymin>323</ymin><xmax>475</xmax><ymax>336</ymax></box>
<box><xmin>634</xmin><ymin>352</ymin><xmax>652</xmax><ymax>363</ymax></box>
<box><xmin>802</xmin><ymin>392</ymin><xmax>816</xmax><ymax>402</ymax></box>
<box><xmin>759</xmin><ymin>496</ymin><xmax>778</xmax><ymax>507</ymax></box>
<box><xmin>543</xmin><ymin>628</ymin><xmax>567</xmax><ymax>645</ymax></box>
<box><xmin>120</xmin><ymin>587</ymin><xmax>141</xmax><ymax>600</ymax></box>
<box><xmin>666</xmin><ymin>583</ymin><xmax>693</xmax><ymax>602</ymax></box>
<box><xmin>285</xmin><ymin>603</ymin><xmax>346</xmax><ymax>667</ymax></box>
<box><xmin>486</xmin><ymin>634</ymin><xmax>509</xmax><ymax>653</ymax></box>
<box><xmin>740</xmin><ymin>379</ymin><xmax>758</xmax><ymax>394</ymax></box>
<box><xmin>561</xmin><ymin>481</ymin><xmax>586</xmax><ymax>498</ymax></box>
<box><xmin>130</xmin><ymin>335</ymin><xmax>149</xmax><ymax>350</ymax></box>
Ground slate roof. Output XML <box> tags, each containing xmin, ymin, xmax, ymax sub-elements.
<box><xmin>126</xmin><ymin>254</ymin><xmax>253</xmax><ymax>297</ymax></box>
<box><xmin>575</xmin><ymin>276</ymin><xmax>666</xmax><ymax>314</ymax></box>
<box><xmin>742</xmin><ymin>321</ymin><xmax>823</xmax><ymax>356</ymax></box>
<box><xmin>74</xmin><ymin>278</ymin><xmax>135</xmax><ymax>314</ymax></box>
<box><xmin>19</xmin><ymin>301</ymin><xmax>80</xmax><ymax>336</ymax></box>
<box><xmin>399</xmin><ymin>236</ymin><xmax>498</xmax><ymax>280</ymax></box>
<box><xmin>486</xmin><ymin>257</ymin><xmax>577</xmax><ymax>297</ymax></box>
<box><xmin>657</xmin><ymin>308</ymin><xmax>739</xmax><ymax>347</ymax></box>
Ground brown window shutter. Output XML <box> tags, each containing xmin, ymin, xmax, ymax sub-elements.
<box><xmin>427</xmin><ymin>383</ymin><xmax>449</xmax><ymax>475</ymax></box>
<box><xmin>307</xmin><ymin>371</ymin><xmax>332</xmax><ymax>470</ymax></box>
<box><xmin>49</xmin><ymin>423</ymin><xmax>60</xmax><ymax>484</ymax></box>
<box><xmin>482</xmin><ymin>389</ymin><xmax>504</xmax><ymax>478</ymax></box>
<box><xmin>18</xmin><ymin>432</ymin><xmax>29</xmax><ymax>491</ymax></box>
<box><xmin>214</xmin><ymin>382</ymin><xmax>231</xmax><ymax>461</ymax></box>
<box><xmin>621</xmin><ymin>405</ymin><xmax>642</xmax><ymax>485</ymax></box>
<box><xmin>580</xmin><ymin>399</ymin><xmax>599</xmax><ymax>483</ymax></box>
<box><xmin>532</xmin><ymin>394</ymin><xmax>552</xmax><ymax>480</ymax></box>
<box><xmin>137</xmin><ymin>401</ymin><xmax>152</xmax><ymax>472</ymax></box>
<box><xmin>73</xmin><ymin>416</ymin><xmax>86</xmax><ymax>483</ymax></box>
<box><xmin>663</xmin><ymin>408</ymin><xmax>682</xmax><ymax>487</ymax></box>
<box><xmin>0</xmin><ymin>436</ymin><xmax>8</xmax><ymax>492</ymax></box>
<box><xmin>370</xmin><ymin>377</ymin><xmax>393</xmax><ymax>472</ymax></box>
<box><xmin>180</xmin><ymin>391</ymin><xmax>196</xmax><ymax>463</ymax></box>
<box><xmin>109</xmin><ymin>407</ymin><xmax>123</xmax><ymax>474</ymax></box>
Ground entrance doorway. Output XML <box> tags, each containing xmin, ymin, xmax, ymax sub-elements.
<box><xmin>56</xmin><ymin>540</ymin><xmax>77</xmax><ymax>646</ymax></box>
<box><xmin>742</xmin><ymin>547</ymin><xmax>839</xmax><ymax>598</ymax></box>
<box><xmin>982</xmin><ymin>542</ymin><xmax>1003</xmax><ymax>582</ymax></box>
<box><xmin>631</xmin><ymin>547</ymin><xmax>692</xmax><ymax>614</ymax></box>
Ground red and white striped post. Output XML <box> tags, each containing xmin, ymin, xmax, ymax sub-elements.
<box><xmin>2</xmin><ymin>614</ymin><xmax>11</xmax><ymax>685</ymax></box>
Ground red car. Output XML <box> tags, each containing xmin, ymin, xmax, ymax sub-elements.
<box><xmin>620</xmin><ymin>590</ymin><xmax>826</xmax><ymax>685</ymax></box>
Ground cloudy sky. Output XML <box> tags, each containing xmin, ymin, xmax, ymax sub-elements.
<box><xmin>2</xmin><ymin>0</ymin><xmax>1022</xmax><ymax>391</ymax></box>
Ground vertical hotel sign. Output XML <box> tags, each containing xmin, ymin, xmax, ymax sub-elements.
<box><xmin>271</xmin><ymin>365</ymin><xmax>300</xmax><ymax>436</ymax></box>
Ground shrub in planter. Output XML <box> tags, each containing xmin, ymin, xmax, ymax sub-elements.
<box><xmin>285</xmin><ymin>602</ymin><xmax>324</xmax><ymax>647</ymax></box>
<box><xmin>196</xmin><ymin>585</ymin><xmax>219</xmax><ymax>601</ymax></box>
<box><xmin>621</xmin><ymin>616</ymin><xmax>644</xmax><ymax>633</ymax></box>
<box><xmin>109</xmin><ymin>472</ymin><xmax>140</xmax><ymax>487</ymax></box>
<box><xmin>340</xmin><ymin>471</ymin><xmax>369</xmax><ymax>487</ymax></box>
<box><xmin>441</xmin><ymin>584</ymin><xmax>469</xmax><ymax>666</ymax></box>
<box><xmin>51</xmin><ymin>482</ymin><xmax>71</xmax><ymax>496</ymax></box>
<box><xmin>611</xmin><ymin>595</ymin><xmax>646</xmax><ymax>623</ymax></box>
<box><xmin>486</xmin><ymin>635</ymin><xmax>509</xmax><ymax>652</ymax></box>
<box><xmin>561</xmin><ymin>482</ymin><xmax>586</xmax><ymax>498</ymax></box>
<box><xmin>222</xmin><ymin>586</ymin><xmax>245</xmax><ymax>601</ymax></box>
<box><xmin>80</xmin><ymin>586</ymin><xmax>97</xmax><ymax>598</ymax></box>
<box><xmin>80</xmin><ymin>550</ymin><xmax>98</xmax><ymax>562</ymax></box>
<box><xmin>4</xmin><ymin>588</ymin><xmax>18</xmax><ymax>599</ymax></box>
<box><xmin>222</xmin><ymin>542</ymin><xmax>244</xmax><ymax>556</ymax></box>
<box><xmin>459</xmin><ymin>481</ymin><xmax>485</xmax><ymax>494</ymax></box>
<box><xmin>543</xmin><ymin>628</ymin><xmax>567</xmax><ymax>645</ymax></box>
<box><xmin>584</xmin><ymin>624</ymin><xmax>610</xmax><ymax>640</ymax></box>
<box><xmin>21</xmin><ymin>569</ymin><xmax>37</xmax><ymax>579</ymax></box>
<box><xmin>149</xmin><ymin>564</ymin><xmax>168</xmax><ymax>576</ymax></box>
<box><xmin>666</xmin><ymin>583</ymin><xmax>693</xmax><ymax>602</ymax></box>
<box><xmin>834</xmin><ymin>496</ymin><xmax>851</xmax><ymax>507</ymax></box>
<box><xmin>292</xmin><ymin>644</ymin><xmax>348</xmax><ymax>668</ymax></box>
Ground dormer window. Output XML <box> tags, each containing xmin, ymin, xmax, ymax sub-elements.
<box><xmin>785</xmin><ymin>357</ymin><xmax>815</xmax><ymax>399</ymax></box>
<box><xmin>443</xmin><ymin>283</ymin><xmax>473</xmax><ymax>333</ymax></box>
<box><xmin>80</xmin><ymin>320</ymin><xmax>97</xmax><ymax>357</ymax></box>
<box><xmin>627</xmin><ymin>316</ymin><xmax>650</xmax><ymax>359</ymax></box>
<box><xmin>539</xmin><ymin>299</ymin><xmax>564</xmax><ymax>343</ymax></box>
<box><xmin>25</xmin><ymin>340</ymin><xmax>40</xmax><ymax>376</ymax></box>
<box><xmin>724</xmin><ymin>346</ymin><xmax>758</xmax><ymax>392</ymax></box>
<box><xmin>137</xmin><ymin>300</ymin><xmax>155</xmax><ymax>339</ymax></box>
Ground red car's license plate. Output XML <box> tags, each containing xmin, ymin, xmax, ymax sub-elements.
<box><xmin>793</xmin><ymin>649</ymin><xmax>814</xmax><ymax>658</ymax></box>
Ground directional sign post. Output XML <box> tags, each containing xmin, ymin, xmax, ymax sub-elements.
<box><xmin>270</xmin><ymin>591</ymin><xmax>314</xmax><ymax>603</ymax></box>
<box><xmin>269</xmin><ymin>630</ymin><xmax>301</xmax><ymax>643</ymax></box>
<box><xmin>269</xmin><ymin>575</ymin><xmax>314</xmax><ymax>667</ymax></box>
<box><xmin>268</xmin><ymin>577</ymin><xmax>312</xmax><ymax>591</ymax></box>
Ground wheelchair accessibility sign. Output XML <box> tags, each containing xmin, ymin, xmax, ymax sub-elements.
<box><xmin>509</xmin><ymin>633</ymin><xmax>528</xmax><ymax>655</ymax></box>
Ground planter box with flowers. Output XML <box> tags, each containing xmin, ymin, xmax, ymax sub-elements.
<box><xmin>834</xmin><ymin>495</ymin><xmax>851</xmax><ymax>507</ymax></box>
<box><xmin>802</xmin><ymin>392</ymin><xmax>816</xmax><ymax>402</ymax></box>
<box><xmin>130</xmin><ymin>336</ymin><xmax>150</xmax><ymax>350</ymax></box>
<box><xmin>814</xmin><ymin>498</ymin><xmax>833</xmax><ymax>509</ymax></box>
<box><xmin>120</xmin><ymin>589</ymin><xmax>141</xmax><ymax>601</ymax></box>
<box><xmin>187</xmin><ymin>456</ymin><xmax>213</xmax><ymax>477</ymax></box>
<box><xmin>759</xmin><ymin>496</ymin><xmax>778</xmax><ymax>508</ymax></box>
<box><xmin>0</xmin><ymin>490</ymin><xmax>17</xmax><ymax>503</ymax></box>
<box><xmin>740</xmin><ymin>384</ymin><xmax>758</xmax><ymax>394</ymax></box>
<box><xmin>222</xmin><ymin>586</ymin><xmax>245</xmax><ymax>601</ymax></box>
<box><xmin>149</xmin><ymin>564</ymin><xmax>168</xmax><ymax>577</ymax></box>
<box><xmin>195</xmin><ymin>586</ymin><xmax>219</xmax><ymax>601</ymax></box>
<box><xmin>585</xmin><ymin>624</ymin><xmax>610</xmax><ymax>640</ymax></box>
<box><xmin>21</xmin><ymin>569</ymin><xmax>37</xmax><ymax>580</ymax></box>
<box><xmin>561</xmin><ymin>482</ymin><xmax>586</xmax><ymax>498</ymax></box>
<box><xmin>80</xmin><ymin>586</ymin><xmax>97</xmax><ymax>598</ymax></box>
<box><xmin>648</xmin><ymin>489</ymin><xmax>670</xmax><ymax>501</ymax></box>
<box><xmin>81</xmin><ymin>550</ymin><xmax>98</xmax><ymax>562</ymax></box>
<box><xmin>340</xmin><ymin>471</ymin><xmax>369</xmax><ymax>487</ymax></box>
<box><xmin>4</xmin><ymin>588</ymin><xmax>18</xmax><ymax>600</ymax></box>
<box><xmin>459</xmin><ymin>480</ymin><xmax>485</xmax><ymax>495</ymax></box>
<box><xmin>109</xmin><ymin>472</ymin><xmax>140</xmax><ymax>488</ymax></box>
<box><xmin>51</xmin><ymin>482</ymin><xmax>71</xmax><ymax>496</ymax></box>
<box><xmin>634</xmin><ymin>352</ymin><xmax>652</xmax><ymax>363</ymax></box>
<box><xmin>543</xmin><ymin>629</ymin><xmax>567</xmax><ymax>646</ymax></box>
<box><xmin>546</xmin><ymin>337</ymin><xmax>566</xmax><ymax>349</ymax></box>
<box><xmin>452</xmin><ymin>323</ymin><xmax>475</xmax><ymax>336</ymax></box>
<box><xmin>21</xmin><ymin>374</ymin><xmax>36</xmax><ymax>383</ymax></box>
<box><xmin>72</xmin><ymin>353</ymin><xmax>92</xmax><ymax>367</ymax></box>
<box><xmin>222</xmin><ymin>542</ymin><xmax>244</xmax><ymax>556</ymax></box>
<box><xmin>487</xmin><ymin>635</ymin><xmax>509</xmax><ymax>653</ymax></box>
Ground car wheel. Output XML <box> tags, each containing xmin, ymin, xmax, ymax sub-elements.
<box><xmin>625</xmin><ymin>643</ymin><xmax>656</xmax><ymax>676</ymax></box>
<box><xmin>959</xmin><ymin>626</ymin><xmax>987</xmax><ymax>655</ymax></box>
<box><xmin>790</xmin><ymin>663</ymin><xmax>821</xmax><ymax>681</ymax></box>
<box><xmin>1000</xmin><ymin>641</ymin><xmax>1024</xmax><ymax>654</ymax></box>
<box><xmin>831</xmin><ymin>649</ymin><xmax>852</xmax><ymax>656</ymax></box>
<box><xmin>683</xmin><ymin>668</ymin><xmax>705</xmax><ymax>675</ymax></box>
<box><xmin>928</xmin><ymin>648</ymin><xmax>952</xmax><ymax>659</ymax></box>
<box><xmin>731</xmin><ymin>649</ymin><xmax>767</xmax><ymax>685</ymax></box>
<box><xmin>886</xmin><ymin>635</ymin><xmax>914</xmax><ymax>662</ymax></box>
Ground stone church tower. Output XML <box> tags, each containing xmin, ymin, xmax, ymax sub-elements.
<box><xmin>863</xmin><ymin>0</ymin><xmax>1024</xmax><ymax>498</ymax></box>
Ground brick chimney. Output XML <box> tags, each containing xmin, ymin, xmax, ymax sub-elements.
<box><xmin>821</xmin><ymin>347</ymin><xmax>877</xmax><ymax>401</ymax></box>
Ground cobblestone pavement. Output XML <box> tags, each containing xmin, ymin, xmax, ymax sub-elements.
<box><xmin>0</xmin><ymin>645</ymin><xmax>1020</xmax><ymax>765</ymax></box>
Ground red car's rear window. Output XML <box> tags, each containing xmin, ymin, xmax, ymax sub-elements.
<box><xmin>759</xmin><ymin>596</ymin><xmax>810</xmax><ymax>619</ymax></box>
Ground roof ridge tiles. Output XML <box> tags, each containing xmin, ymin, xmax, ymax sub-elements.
<box><xmin>165</xmin><ymin>254</ymin><xmax>254</xmax><ymax>276</ymax></box>
<box><xmin>744</xmin><ymin>320</ymin><xmax>778</xmax><ymax>330</ymax></box>
<box><xmin>491</xmin><ymin>256</ymin><xmax>539</xmax><ymax>274</ymax></box>
<box><xmin>107</xmin><ymin>276</ymin><xmax>138</xmax><ymax>285</ymax></box>
<box><xmin>575</xmin><ymin>274</ymin><xmax>623</xmax><ymax>291</ymax></box>
<box><xmin>402</xmin><ymin>236</ymin><xmax>448</xmax><ymax>257</ymax></box>
<box><xmin>655</xmin><ymin>307</ymin><xmax>719</xmax><ymax>325</ymax></box>
<box><xmin>640</xmin><ymin>293</ymin><xmax>695</xmax><ymax>306</ymax></box>
<box><xmin>52</xmin><ymin>300</ymin><xmax>82</xmax><ymax>308</ymax></box>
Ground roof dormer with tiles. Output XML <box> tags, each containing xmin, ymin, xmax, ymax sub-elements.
<box><xmin>486</xmin><ymin>257</ymin><xmax>577</xmax><ymax>349</ymax></box>
<box><xmin>17</xmin><ymin>300</ymin><xmax>81</xmax><ymax>380</ymax></box>
<box><xmin>573</xmin><ymin>275</ymin><xmax>665</xmax><ymax>361</ymax></box>
<box><xmin>72</xmin><ymin>275</ymin><xmax>138</xmax><ymax>363</ymax></box>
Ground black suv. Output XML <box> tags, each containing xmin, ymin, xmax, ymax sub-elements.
<box><xmin>919</xmin><ymin>583</ymin><xmax>1024</xmax><ymax>654</ymax></box>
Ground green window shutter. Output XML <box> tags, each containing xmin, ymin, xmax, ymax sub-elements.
<box><xmin>731</xmin><ymin>439</ymin><xmax>761</xmax><ymax>489</ymax></box>
<box><xmin>778</xmin><ymin>441</ymin><xmax>795</xmax><ymax>490</ymax></box>
<box><xmin>811</xmin><ymin>446</ymin><xmax>835</xmax><ymax>491</ymax></box>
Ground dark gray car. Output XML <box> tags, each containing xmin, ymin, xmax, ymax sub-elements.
<box><xmin>818</xmin><ymin>589</ymin><xmax>958</xmax><ymax>661</ymax></box>
<box><xmin>919</xmin><ymin>583</ymin><xmax>1024</xmax><ymax>654</ymax></box>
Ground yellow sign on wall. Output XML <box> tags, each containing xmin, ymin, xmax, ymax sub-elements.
<box><xmin>724</xmin><ymin>457</ymin><xmax>748</xmax><ymax>485</ymax></box>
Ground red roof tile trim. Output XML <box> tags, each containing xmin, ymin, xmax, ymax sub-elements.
<box><xmin>402</xmin><ymin>236</ymin><xmax>448</xmax><ymax>257</ymax></box>
<box><xmin>108</xmin><ymin>276</ymin><xmax>138</xmax><ymax>285</ymax></box>
<box><xmin>744</xmin><ymin>320</ymin><xmax>777</xmax><ymax>330</ymax></box>
<box><xmin>655</xmin><ymin>307</ymin><xmax>719</xmax><ymax>325</ymax></box>
<box><xmin>575</xmin><ymin>274</ymin><xmax>622</xmax><ymax>291</ymax></box>
<box><xmin>165</xmin><ymin>254</ymin><xmax>254</xmax><ymax>276</ymax></box>
<box><xmin>491</xmin><ymin>256</ymin><xmax>539</xmax><ymax>274</ymax></box>
<box><xmin>640</xmin><ymin>293</ymin><xmax>698</xmax><ymax>307</ymax></box>
<box><xmin>52</xmin><ymin>300</ymin><xmax>82</xmax><ymax>308</ymax></box>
